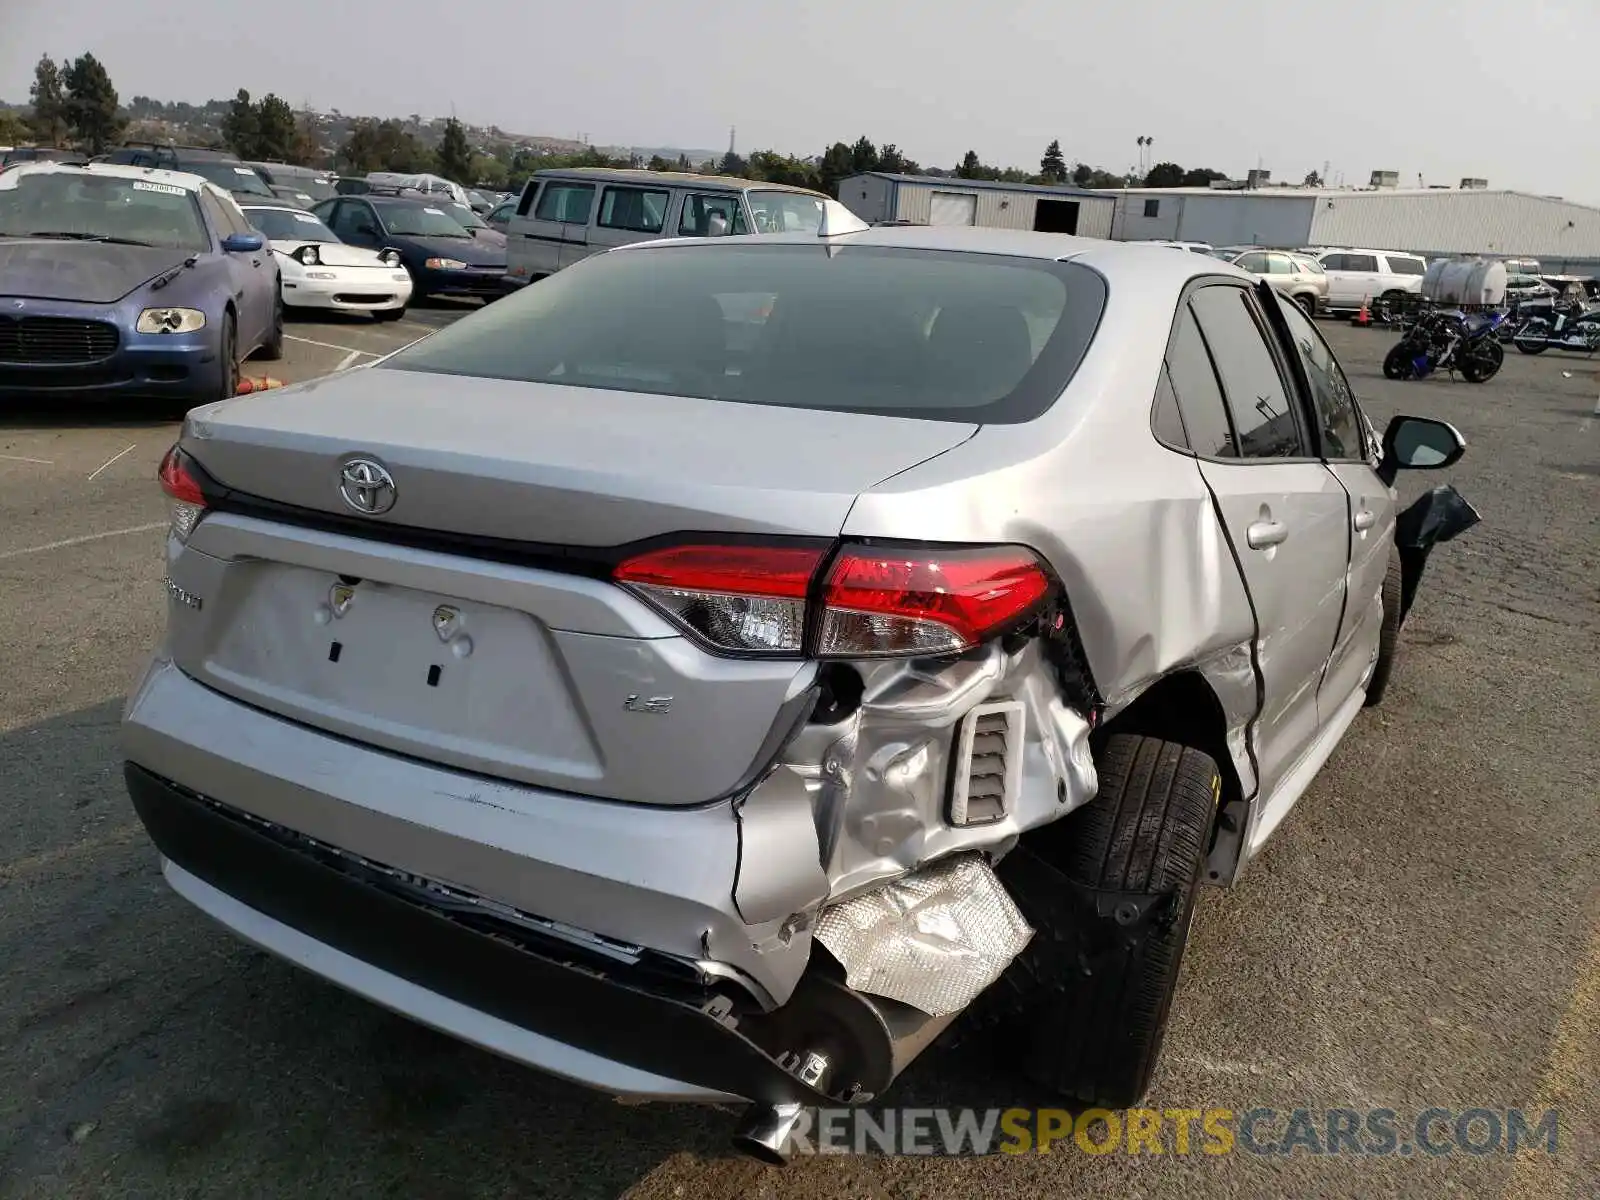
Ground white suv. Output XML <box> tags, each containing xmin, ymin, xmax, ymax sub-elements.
<box><xmin>1316</xmin><ymin>249</ymin><xmax>1428</xmax><ymax>312</ymax></box>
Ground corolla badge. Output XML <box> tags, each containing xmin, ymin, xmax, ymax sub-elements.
<box><xmin>338</xmin><ymin>458</ymin><xmax>397</xmax><ymax>515</ymax></box>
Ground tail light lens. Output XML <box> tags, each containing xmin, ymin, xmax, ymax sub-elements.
<box><xmin>819</xmin><ymin>547</ymin><xmax>1051</xmax><ymax>657</ymax></box>
<box><xmin>612</xmin><ymin>542</ymin><xmax>1052</xmax><ymax>659</ymax></box>
<box><xmin>158</xmin><ymin>445</ymin><xmax>207</xmax><ymax>542</ymax></box>
<box><xmin>614</xmin><ymin>544</ymin><xmax>824</xmax><ymax>654</ymax></box>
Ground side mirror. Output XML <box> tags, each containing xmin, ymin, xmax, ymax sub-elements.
<box><xmin>221</xmin><ymin>232</ymin><xmax>265</xmax><ymax>253</ymax></box>
<box><xmin>1379</xmin><ymin>415</ymin><xmax>1465</xmax><ymax>484</ymax></box>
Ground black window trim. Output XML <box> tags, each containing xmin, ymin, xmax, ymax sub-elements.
<box><xmin>1263</xmin><ymin>288</ymin><xmax>1375</xmax><ymax>465</ymax></box>
<box><xmin>1157</xmin><ymin>278</ymin><xmax>1325</xmax><ymax>467</ymax></box>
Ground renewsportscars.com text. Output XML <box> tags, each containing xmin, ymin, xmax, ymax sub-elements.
<box><xmin>784</xmin><ymin>1106</ymin><xmax>1562</xmax><ymax>1158</ymax></box>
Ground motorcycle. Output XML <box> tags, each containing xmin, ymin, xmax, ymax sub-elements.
<box><xmin>1512</xmin><ymin>298</ymin><xmax>1600</xmax><ymax>355</ymax></box>
<box><xmin>1383</xmin><ymin>307</ymin><xmax>1506</xmax><ymax>383</ymax></box>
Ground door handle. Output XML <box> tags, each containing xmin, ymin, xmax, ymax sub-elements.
<box><xmin>1247</xmin><ymin>519</ymin><xmax>1289</xmax><ymax>550</ymax></box>
<box><xmin>1353</xmin><ymin>508</ymin><xmax>1377</xmax><ymax>532</ymax></box>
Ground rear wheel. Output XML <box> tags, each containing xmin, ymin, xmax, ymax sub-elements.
<box><xmin>1295</xmin><ymin>293</ymin><xmax>1317</xmax><ymax>317</ymax></box>
<box><xmin>1004</xmin><ymin>734</ymin><xmax>1220</xmax><ymax>1109</ymax></box>
<box><xmin>1461</xmin><ymin>339</ymin><xmax>1503</xmax><ymax>383</ymax></box>
<box><xmin>258</xmin><ymin>291</ymin><xmax>285</xmax><ymax>361</ymax></box>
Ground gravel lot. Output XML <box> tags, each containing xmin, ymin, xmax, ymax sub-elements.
<box><xmin>0</xmin><ymin>314</ymin><xmax>1595</xmax><ymax>1200</ymax></box>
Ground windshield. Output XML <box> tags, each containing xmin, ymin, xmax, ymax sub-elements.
<box><xmin>184</xmin><ymin>161</ymin><xmax>274</xmax><ymax>197</ymax></box>
<box><xmin>449</xmin><ymin>203</ymin><xmax>488</xmax><ymax>229</ymax></box>
<box><xmin>289</xmin><ymin>177</ymin><xmax>337</xmax><ymax>202</ymax></box>
<box><xmin>746</xmin><ymin>190</ymin><xmax>826</xmax><ymax>235</ymax></box>
<box><xmin>383</xmin><ymin>243</ymin><xmax>1108</xmax><ymax>424</ymax></box>
<box><xmin>0</xmin><ymin>171</ymin><xmax>208</xmax><ymax>250</ymax></box>
<box><xmin>243</xmin><ymin>207</ymin><xmax>338</xmax><ymax>242</ymax></box>
<box><xmin>376</xmin><ymin>202</ymin><xmax>471</xmax><ymax>238</ymax></box>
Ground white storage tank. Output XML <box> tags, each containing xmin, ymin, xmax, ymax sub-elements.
<box><xmin>1422</xmin><ymin>258</ymin><xmax>1508</xmax><ymax>306</ymax></box>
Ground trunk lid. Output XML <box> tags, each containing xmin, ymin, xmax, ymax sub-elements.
<box><xmin>171</xmin><ymin>370</ymin><xmax>977</xmax><ymax>804</ymax></box>
<box><xmin>184</xmin><ymin>367</ymin><xmax>977</xmax><ymax>544</ymax></box>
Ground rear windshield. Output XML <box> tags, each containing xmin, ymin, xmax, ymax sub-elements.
<box><xmin>382</xmin><ymin>243</ymin><xmax>1107</xmax><ymax>423</ymax></box>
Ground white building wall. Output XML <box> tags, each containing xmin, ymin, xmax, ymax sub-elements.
<box><xmin>1307</xmin><ymin>190</ymin><xmax>1600</xmax><ymax>260</ymax></box>
<box><xmin>838</xmin><ymin>174</ymin><xmax>894</xmax><ymax>223</ymax></box>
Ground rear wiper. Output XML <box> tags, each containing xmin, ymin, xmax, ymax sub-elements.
<box><xmin>26</xmin><ymin>231</ymin><xmax>157</xmax><ymax>247</ymax></box>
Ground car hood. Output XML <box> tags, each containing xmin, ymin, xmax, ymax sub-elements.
<box><xmin>0</xmin><ymin>239</ymin><xmax>191</xmax><ymax>304</ymax></box>
<box><xmin>269</xmin><ymin>240</ymin><xmax>391</xmax><ymax>268</ymax></box>
<box><xmin>390</xmin><ymin>233</ymin><xmax>504</xmax><ymax>265</ymax></box>
<box><xmin>466</xmin><ymin>227</ymin><xmax>507</xmax><ymax>249</ymax></box>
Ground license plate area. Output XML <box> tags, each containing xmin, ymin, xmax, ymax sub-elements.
<box><xmin>201</xmin><ymin>564</ymin><xmax>600</xmax><ymax>775</ymax></box>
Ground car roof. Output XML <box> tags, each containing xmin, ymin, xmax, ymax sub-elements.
<box><xmin>532</xmin><ymin>166</ymin><xmax>825</xmax><ymax>196</ymax></box>
<box><xmin>0</xmin><ymin>159</ymin><xmax>214</xmax><ymax>194</ymax></box>
<box><xmin>240</xmin><ymin>202</ymin><xmax>316</xmax><ymax>215</ymax></box>
<box><xmin>616</xmin><ymin>224</ymin><xmax>1258</xmax><ymax>288</ymax></box>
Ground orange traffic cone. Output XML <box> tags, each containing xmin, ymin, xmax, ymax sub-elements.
<box><xmin>1353</xmin><ymin>296</ymin><xmax>1371</xmax><ymax>327</ymax></box>
<box><xmin>234</xmin><ymin>376</ymin><xmax>285</xmax><ymax>395</ymax></box>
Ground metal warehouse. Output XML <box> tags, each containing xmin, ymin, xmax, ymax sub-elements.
<box><xmin>838</xmin><ymin>173</ymin><xmax>1116</xmax><ymax>239</ymax></box>
<box><xmin>1110</xmin><ymin>186</ymin><xmax>1600</xmax><ymax>272</ymax></box>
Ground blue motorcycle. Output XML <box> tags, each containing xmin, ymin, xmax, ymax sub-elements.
<box><xmin>1383</xmin><ymin>308</ymin><xmax>1505</xmax><ymax>383</ymax></box>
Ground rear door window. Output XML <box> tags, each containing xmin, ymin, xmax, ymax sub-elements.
<box><xmin>534</xmin><ymin>182</ymin><xmax>596</xmax><ymax>224</ymax></box>
<box><xmin>598</xmin><ymin>186</ymin><xmax>669</xmax><ymax>234</ymax></box>
<box><xmin>1164</xmin><ymin>304</ymin><xmax>1237</xmax><ymax>458</ymax></box>
<box><xmin>679</xmin><ymin>193</ymin><xmax>748</xmax><ymax>237</ymax></box>
<box><xmin>1189</xmin><ymin>285</ymin><xmax>1308</xmax><ymax>459</ymax></box>
<box><xmin>1386</xmin><ymin>255</ymin><xmax>1426</xmax><ymax>276</ymax></box>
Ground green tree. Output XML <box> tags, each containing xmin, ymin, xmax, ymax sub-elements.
<box><xmin>1144</xmin><ymin>161</ymin><xmax>1186</xmax><ymax>188</ymax></box>
<box><xmin>878</xmin><ymin>143</ymin><xmax>908</xmax><ymax>174</ymax></box>
<box><xmin>1039</xmin><ymin>139</ymin><xmax>1067</xmax><ymax>184</ymax></box>
<box><xmin>718</xmin><ymin>149</ymin><xmax>747</xmax><ymax>176</ymax></box>
<box><xmin>61</xmin><ymin>53</ymin><xmax>122</xmax><ymax>153</ymax></box>
<box><xmin>254</xmin><ymin>94</ymin><xmax>297</xmax><ymax>161</ymax></box>
<box><xmin>221</xmin><ymin>89</ymin><xmax>259</xmax><ymax>157</ymax></box>
<box><xmin>849</xmin><ymin>136</ymin><xmax>878</xmax><ymax>175</ymax></box>
<box><xmin>436</xmin><ymin>117</ymin><xmax>472</xmax><ymax>183</ymax></box>
<box><xmin>1181</xmin><ymin>167</ymin><xmax>1227</xmax><ymax>187</ymax></box>
<box><xmin>289</xmin><ymin>115</ymin><xmax>322</xmax><ymax>167</ymax></box>
<box><xmin>817</xmin><ymin>141</ymin><xmax>855</xmax><ymax>196</ymax></box>
<box><xmin>0</xmin><ymin>108</ymin><xmax>31</xmax><ymax>145</ymax></box>
<box><xmin>470</xmin><ymin>152</ymin><xmax>507</xmax><ymax>188</ymax></box>
<box><xmin>1302</xmin><ymin>169</ymin><xmax>1322</xmax><ymax>187</ymax></box>
<box><xmin>29</xmin><ymin>55</ymin><xmax>71</xmax><ymax>147</ymax></box>
<box><xmin>647</xmin><ymin>154</ymin><xmax>670</xmax><ymax>171</ymax></box>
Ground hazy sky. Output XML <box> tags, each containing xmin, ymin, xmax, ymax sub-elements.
<box><xmin>5</xmin><ymin>0</ymin><xmax>1598</xmax><ymax>204</ymax></box>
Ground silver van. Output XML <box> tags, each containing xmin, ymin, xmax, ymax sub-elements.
<box><xmin>505</xmin><ymin>168</ymin><xmax>828</xmax><ymax>287</ymax></box>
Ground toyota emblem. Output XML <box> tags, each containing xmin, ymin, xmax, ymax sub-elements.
<box><xmin>339</xmin><ymin>458</ymin><xmax>397</xmax><ymax>515</ymax></box>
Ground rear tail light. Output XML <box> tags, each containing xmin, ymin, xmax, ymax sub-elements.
<box><xmin>158</xmin><ymin>445</ymin><xmax>207</xmax><ymax>542</ymax></box>
<box><xmin>612</xmin><ymin>542</ymin><xmax>1052</xmax><ymax>659</ymax></box>
<box><xmin>614</xmin><ymin>544</ymin><xmax>823</xmax><ymax>654</ymax></box>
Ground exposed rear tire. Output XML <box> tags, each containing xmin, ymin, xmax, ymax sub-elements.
<box><xmin>1007</xmin><ymin>734</ymin><xmax>1220</xmax><ymax>1109</ymax></box>
<box><xmin>1364</xmin><ymin>550</ymin><xmax>1404</xmax><ymax>707</ymax></box>
<box><xmin>1295</xmin><ymin>293</ymin><xmax>1317</xmax><ymax>317</ymax></box>
<box><xmin>1461</xmin><ymin>339</ymin><xmax>1503</xmax><ymax>383</ymax></box>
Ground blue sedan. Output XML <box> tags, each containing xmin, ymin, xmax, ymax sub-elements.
<box><xmin>0</xmin><ymin>162</ymin><xmax>283</xmax><ymax>414</ymax></box>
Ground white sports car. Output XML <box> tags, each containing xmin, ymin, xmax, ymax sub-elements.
<box><xmin>242</xmin><ymin>204</ymin><xmax>414</xmax><ymax>321</ymax></box>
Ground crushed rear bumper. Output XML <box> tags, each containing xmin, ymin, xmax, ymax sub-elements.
<box><xmin>125</xmin><ymin>763</ymin><xmax>834</xmax><ymax>1108</ymax></box>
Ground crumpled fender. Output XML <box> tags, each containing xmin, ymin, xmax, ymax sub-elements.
<box><xmin>1395</xmin><ymin>484</ymin><xmax>1481</xmax><ymax>621</ymax></box>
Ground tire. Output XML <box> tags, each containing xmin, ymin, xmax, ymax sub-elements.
<box><xmin>1012</xmin><ymin>734</ymin><xmax>1220</xmax><ymax>1109</ymax></box>
<box><xmin>258</xmin><ymin>291</ymin><xmax>285</xmax><ymax>361</ymax></box>
<box><xmin>1461</xmin><ymin>339</ymin><xmax>1503</xmax><ymax>383</ymax></box>
<box><xmin>1364</xmin><ymin>551</ymin><xmax>1404</xmax><ymax>707</ymax></box>
<box><xmin>373</xmin><ymin>307</ymin><xmax>406</xmax><ymax>323</ymax></box>
<box><xmin>1295</xmin><ymin>293</ymin><xmax>1317</xmax><ymax>317</ymax></box>
<box><xmin>1383</xmin><ymin>343</ymin><xmax>1415</xmax><ymax>380</ymax></box>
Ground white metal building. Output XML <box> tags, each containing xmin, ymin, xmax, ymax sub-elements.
<box><xmin>1110</xmin><ymin>186</ymin><xmax>1600</xmax><ymax>272</ymax></box>
<box><xmin>838</xmin><ymin>173</ymin><xmax>1115</xmax><ymax>239</ymax></box>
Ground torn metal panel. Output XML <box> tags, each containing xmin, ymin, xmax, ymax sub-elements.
<box><xmin>813</xmin><ymin>853</ymin><xmax>1034</xmax><ymax>1016</ymax></box>
<box><xmin>742</xmin><ymin>638</ymin><xmax>1098</xmax><ymax>907</ymax></box>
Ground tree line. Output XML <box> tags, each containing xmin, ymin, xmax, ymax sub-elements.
<box><xmin>3</xmin><ymin>51</ymin><xmax>1234</xmax><ymax>197</ymax></box>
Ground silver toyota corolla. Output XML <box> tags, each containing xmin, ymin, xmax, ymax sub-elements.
<box><xmin>124</xmin><ymin>205</ymin><xmax>1478</xmax><ymax>1163</ymax></box>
